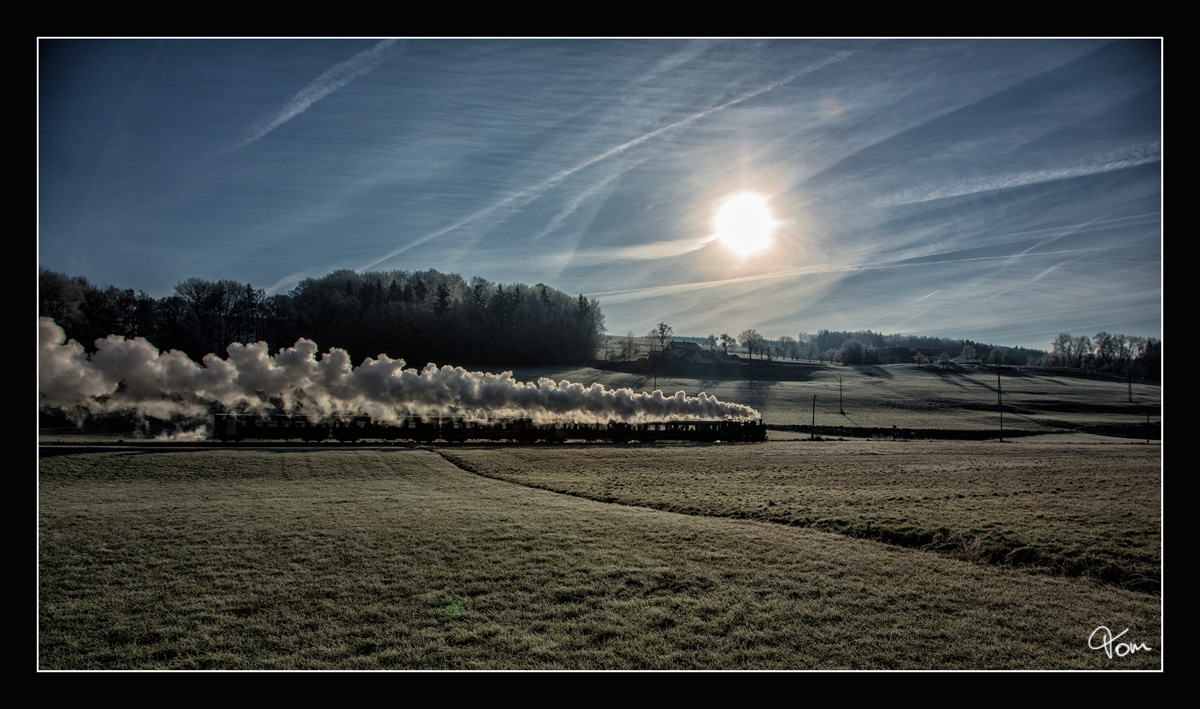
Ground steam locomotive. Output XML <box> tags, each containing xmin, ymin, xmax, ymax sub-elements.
<box><xmin>213</xmin><ymin>413</ymin><xmax>766</xmax><ymax>443</ymax></box>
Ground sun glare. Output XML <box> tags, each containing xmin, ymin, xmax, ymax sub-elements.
<box><xmin>714</xmin><ymin>192</ymin><xmax>776</xmax><ymax>256</ymax></box>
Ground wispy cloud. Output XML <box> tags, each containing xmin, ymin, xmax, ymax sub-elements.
<box><xmin>358</xmin><ymin>49</ymin><xmax>856</xmax><ymax>272</ymax></box>
<box><xmin>584</xmin><ymin>234</ymin><xmax>721</xmax><ymax>264</ymax></box>
<box><xmin>530</xmin><ymin>165</ymin><xmax>628</xmax><ymax>244</ymax></box>
<box><xmin>235</xmin><ymin>39</ymin><xmax>398</xmax><ymax>150</ymax></box>
<box><xmin>589</xmin><ymin>246</ymin><xmax>1125</xmax><ymax>306</ymax></box>
<box><xmin>872</xmin><ymin>143</ymin><xmax>1161</xmax><ymax>208</ymax></box>
<box><xmin>860</xmin><ymin>290</ymin><xmax>941</xmax><ymax>329</ymax></box>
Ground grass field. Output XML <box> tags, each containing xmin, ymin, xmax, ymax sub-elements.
<box><xmin>39</xmin><ymin>441</ymin><xmax>1161</xmax><ymax>669</ymax></box>
<box><xmin>501</xmin><ymin>361</ymin><xmax>1161</xmax><ymax>433</ymax></box>
<box><xmin>38</xmin><ymin>363</ymin><xmax>1161</xmax><ymax>670</ymax></box>
<box><xmin>441</xmin><ymin>441</ymin><xmax>1161</xmax><ymax>591</ymax></box>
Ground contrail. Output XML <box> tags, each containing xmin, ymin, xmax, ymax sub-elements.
<box><xmin>359</xmin><ymin>50</ymin><xmax>855</xmax><ymax>272</ymax></box>
<box><xmin>873</xmin><ymin>143</ymin><xmax>1161</xmax><ymax>208</ymax></box>
<box><xmin>588</xmin><ymin>246</ymin><xmax>1126</xmax><ymax>305</ymax></box>
<box><xmin>38</xmin><ymin>318</ymin><xmax>759</xmax><ymax>427</ymax></box>
<box><xmin>235</xmin><ymin>39</ymin><xmax>398</xmax><ymax>150</ymax></box>
<box><xmin>860</xmin><ymin>290</ymin><xmax>942</xmax><ymax>328</ymax></box>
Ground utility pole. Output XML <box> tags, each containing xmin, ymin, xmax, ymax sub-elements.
<box><xmin>839</xmin><ymin>376</ymin><xmax>844</xmax><ymax>415</ymax></box>
<box><xmin>652</xmin><ymin>339</ymin><xmax>657</xmax><ymax>392</ymax></box>
<box><xmin>997</xmin><ymin>364</ymin><xmax>1004</xmax><ymax>442</ymax></box>
<box><xmin>811</xmin><ymin>395</ymin><xmax>816</xmax><ymax>441</ymax></box>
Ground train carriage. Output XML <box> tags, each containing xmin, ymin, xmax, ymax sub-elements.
<box><xmin>213</xmin><ymin>414</ymin><xmax>765</xmax><ymax>443</ymax></box>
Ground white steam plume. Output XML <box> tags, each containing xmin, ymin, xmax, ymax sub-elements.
<box><xmin>38</xmin><ymin>317</ymin><xmax>759</xmax><ymax>425</ymax></box>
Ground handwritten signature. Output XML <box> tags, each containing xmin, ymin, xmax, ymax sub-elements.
<box><xmin>1088</xmin><ymin>626</ymin><xmax>1152</xmax><ymax>659</ymax></box>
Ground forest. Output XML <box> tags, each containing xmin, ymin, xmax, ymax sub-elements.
<box><xmin>718</xmin><ymin>329</ymin><xmax>1156</xmax><ymax>381</ymax></box>
<box><xmin>40</xmin><ymin>267</ymin><xmax>1159</xmax><ymax>382</ymax></box>
<box><xmin>791</xmin><ymin>329</ymin><xmax>1157</xmax><ymax>380</ymax></box>
<box><xmin>39</xmin><ymin>268</ymin><xmax>606</xmax><ymax>367</ymax></box>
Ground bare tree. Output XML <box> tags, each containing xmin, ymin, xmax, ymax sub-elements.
<box><xmin>1052</xmin><ymin>333</ymin><xmax>1074</xmax><ymax>367</ymax></box>
<box><xmin>1093</xmin><ymin>331</ymin><xmax>1116</xmax><ymax>371</ymax></box>
<box><xmin>776</xmin><ymin>335</ymin><xmax>798</xmax><ymax>360</ymax></box>
<box><xmin>1123</xmin><ymin>335</ymin><xmax>1146</xmax><ymax>375</ymax></box>
<box><xmin>1072</xmin><ymin>335</ymin><xmax>1092</xmax><ymax>369</ymax></box>
<box><xmin>838</xmin><ymin>338</ymin><xmax>864</xmax><ymax>365</ymax></box>
<box><xmin>738</xmin><ymin>329</ymin><xmax>763</xmax><ymax>361</ymax></box>
<box><xmin>621</xmin><ymin>331</ymin><xmax>640</xmax><ymax>361</ymax></box>
<box><xmin>648</xmin><ymin>322</ymin><xmax>673</xmax><ymax>354</ymax></box>
<box><xmin>802</xmin><ymin>335</ymin><xmax>819</xmax><ymax>361</ymax></box>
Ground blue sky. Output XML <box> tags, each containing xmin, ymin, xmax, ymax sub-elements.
<box><xmin>38</xmin><ymin>39</ymin><xmax>1161</xmax><ymax>350</ymax></box>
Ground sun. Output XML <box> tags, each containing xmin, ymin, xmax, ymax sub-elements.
<box><xmin>714</xmin><ymin>192</ymin><xmax>777</xmax><ymax>256</ymax></box>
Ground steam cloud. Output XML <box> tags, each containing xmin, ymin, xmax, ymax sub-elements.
<box><xmin>39</xmin><ymin>317</ymin><xmax>760</xmax><ymax>426</ymax></box>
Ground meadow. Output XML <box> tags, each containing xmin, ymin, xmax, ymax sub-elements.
<box><xmin>38</xmin><ymin>363</ymin><xmax>1162</xmax><ymax>670</ymax></box>
<box><xmin>441</xmin><ymin>441</ymin><xmax>1160</xmax><ymax>592</ymax></box>
<box><xmin>506</xmin><ymin>360</ymin><xmax>1160</xmax><ymax>434</ymax></box>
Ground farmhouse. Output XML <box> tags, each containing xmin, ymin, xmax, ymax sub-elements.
<box><xmin>646</xmin><ymin>340</ymin><xmax>714</xmax><ymax>365</ymax></box>
<box><xmin>665</xmin><ymin>340</ymin><xmax>702</xmax><ymax>360</ymax></box>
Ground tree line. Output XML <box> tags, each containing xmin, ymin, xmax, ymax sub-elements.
<box><xmin>616</xmin><ymin>323</ymin><xmax>1159</xmax><ymax>382</ymax></box>
<box><xmin>39</xmin><ymin>268</ymin><xmax>606</xmax><ymax>367</ymax></box>
<box><xmin>683</xmin><ymin>328</ymin><xmax>1051</xmax><ymax>367</ymax></box>
<box><xmin>1034</xmin><ymin>332</ymin><xmax>1160</xmax><ymax>381</ymax></box>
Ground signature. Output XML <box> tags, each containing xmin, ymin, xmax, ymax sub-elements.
<box><xmin>1088</xmin><ymin>626</ymin><xmax>1152</xmax><ymax>659</ymax></box>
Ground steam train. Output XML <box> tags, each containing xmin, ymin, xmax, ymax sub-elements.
<box><xmin>213</xmin><ymin>413</ymin><xmax>766</xmax><ymax>444</ymax></box>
